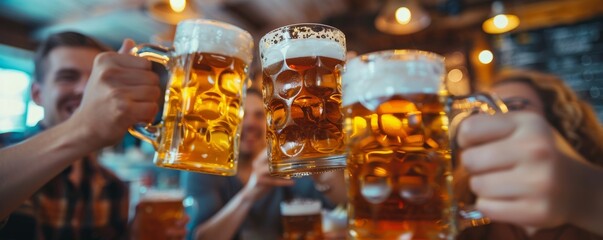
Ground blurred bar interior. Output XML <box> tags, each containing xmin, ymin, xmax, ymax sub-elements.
<box><xmin>0</xmin><ymin>0</ymin><xmax>602</xmax><ymax>191</ymax></box>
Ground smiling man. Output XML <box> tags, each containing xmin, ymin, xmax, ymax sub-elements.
<box><xmin>0</xmin><ymin>32</ymin><xmax>158</xmax><ymax>240</ymax></box>
<box><xmin>0</xmin><ymin>32</ymin><xmax>129</xmax><ymax>240</ymax></box>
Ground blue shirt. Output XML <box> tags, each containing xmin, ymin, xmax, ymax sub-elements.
<box><xmin>183</xmin><ymin>172</ymin><xmax>335</xmax><ymax>240</ymax></box>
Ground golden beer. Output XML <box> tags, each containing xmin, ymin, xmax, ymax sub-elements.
<box><xmin>281</xmin><ymin>199</ymin><xmax>324</xmax><ymax>240</ymax></box>
<box><xmin>343</xmin><ymin>50</ymin><xmax>505</xmax><ymax>239</ymax></box>
<box><xmin>131</xmin><ymin>19</ymin><xmax>253</xmax><ymax>176</ymax></box>
<box><xmin>345</xmin><ymin>95</ymin><xmax>452</xmax><ymax>239</ymax></box>
<box><xmin>343</xmin><ymin>50</ymin><xmax>455</xmax><ymax>239</ymax></box>
<box><xmin>157</xmin><ymin>52</ymin><xmax>248</xmax><ymax>174</ymax></box>
<box><xmin>260</xmin><ymin>24</ymin><xmax>347</xmax><ymax>177</ymax></box>
<box><xmin>133</xmin><ymin>190</ymin><xmax>185</xmax><ymax>240</ymax></box>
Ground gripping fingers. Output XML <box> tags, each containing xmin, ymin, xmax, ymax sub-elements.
<box><xmin>118</xmin><ymin>70</ymin><xmax>160</xmax><ymax>86</ymax></box>
<box><xmin>121</xmin><ymin>86</ymin><xmax>161</xmax><ymax>102</ymax></box>
<box><xmin>129</xmin><ymin>102</ymin><xmax>159</xmax><ymax>123</ymax></box>
<box><xmin>457</xmin><ymin>114</ymin><xmax>516</xmax><ymax>149</ymax></box>
<box><xmin>476</xmin><ymin>198</ymin><xmax>554</xmax><ymax>227</ymax></box>
<box><xmin>461</xmin><ymin>140</ymin><xmax>519</xmax><ymax>174</ymax></box>
<box><xmin>469</xmin><ymin>170</ymin><xmax>535</xmax><ymax>199</ymax></box>
<box><xmin>118</xmin><ymin>39</ymin><xmax>136</xmax><ymax>54</ymax></box>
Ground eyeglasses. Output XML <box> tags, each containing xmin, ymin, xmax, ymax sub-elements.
<box><xmin>502</xmin><ymin>97</ymin><xmax>531</xmax><ymax>111</ymax></box>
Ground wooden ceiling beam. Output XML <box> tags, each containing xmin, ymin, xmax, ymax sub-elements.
<box><xmin>0</xmin><ymin>16</ymin><xmax>36</xmax><ymax>50</ymax></box>
<box><xmin>512</xmin><ymin>0</ymin><xmax>603</xmax><ymax>31</ymax></box>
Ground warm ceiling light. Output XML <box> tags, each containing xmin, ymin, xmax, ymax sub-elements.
<box><xmin>448</xmin><ymin>69</ymin><xmax>464</xmax><ymax>83</ymax></box>
<box><xmin>375</xmin><ymin>0</ymin><xmax>431</xmax><ymax>35</ymax></box>
<box><xmin>146</xmin><ymin>0</ymin><xmax>200</xmax><ymax>25</ymax></box>
<box><xmin>395</xmin><ymin>7</ymin><xmax>412</xmax><ymax>25</ymax></box>
<box><xmin>478</xmin><ymin>50</ymin><xmax>494</xmax><ymax>64</ymax></box>
<box><xmin>493</xmin><ymin>14</ymin><xmax>508</xmax><ymax>28</ymax></box>
<box><xmin>482</xmin><ymin>1</ymin><xmax>520</xmax><ymax>34</ymax></box>
<box><xmin>169</xmin><ymin>0</ymin><xmax>186</xmax><ymax>13</ymax></box>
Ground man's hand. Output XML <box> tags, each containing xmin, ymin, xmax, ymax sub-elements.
<box><xmin>242</xmin><ymin>149</ymin><xmax>294</xmax><ymax>201</ymax></box>
<box><xmin>70</xmin><ymin>39</ymin><xmax>160</xmax><ymax>148</ymax></box>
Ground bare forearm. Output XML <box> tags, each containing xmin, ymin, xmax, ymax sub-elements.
<box><xmin>194</xmin><ymin>190</ymin><xmax>255</xmax><ymax>240</ymax></box>
<box><xmin>0</xmin><ymin>119</ymin><xmax>96</xmax><ymax>219</ymax></box>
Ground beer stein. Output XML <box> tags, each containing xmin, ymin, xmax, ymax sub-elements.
<box><xmin>259</xmin><ymin>23</ymin><xmax>347</xmax><ymax>177</ymax></box>
<box><xmin>342</xmin><ymin>50</ymin><xmax>506</xmax><ymax>239</ymax></box>
<box><xmin>132</xmin><ymin>188</ymin><xmax>185</xmax><ymax>240</ymax></box>
<box><xmin>280</xmin><ymin>199</ymin><xmax>324</xmax><ymax>240</ymax></box>
<box><xmin>130</xmin><ymin>19</ymin><xmax>254</xmax><ymax>176</ymax></box>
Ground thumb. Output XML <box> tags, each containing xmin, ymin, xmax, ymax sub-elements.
<box><xmin>118</xmin><ymin>38</ymin><xmax>136</xmax><ymax>54</ymax></box>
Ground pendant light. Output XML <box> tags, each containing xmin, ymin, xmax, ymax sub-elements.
<box><xmin>375</xmin><ymin>0</ymin><xmax>431</xmax><ymax>35</ymax></box>
<box><xmin>482</xmin><ymin>1</ymin><xmax>520</xmax><ymax>34</ymax></box>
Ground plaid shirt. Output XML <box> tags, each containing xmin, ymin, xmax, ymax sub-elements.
<box><xmin>0</xmin><ymin>123</ymin><xmax>129</xmax><ymax>240</ymax></box>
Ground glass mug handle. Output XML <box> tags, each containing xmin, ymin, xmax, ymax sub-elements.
<box><xmin>448</xmin><ymin>92</ymin><xmax>509</xmax><ymax>230</ymax></box>
<box><xmin>128</xmin><ymin>44</ymin><xmax>173</xmax><ymax>149</ymax></box>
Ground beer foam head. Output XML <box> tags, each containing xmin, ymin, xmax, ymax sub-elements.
<box><xmin>260</xmin><ymin>23</ymin><xmax>346</xmax><ymax>66</ymax></box>
<box><xmin>140</xmin><ymin>189</ymin><xmax>185</xmax><ymax>202</ymax></box>
<box><xmin>342</xmin><ymin>50</ymin><xmax>445</xmax><ymax>108</ymax></box>
<box><xmin>280</xmin><ymin>199</ymin><xmax>322</xmax><ymax>216</ymax></box>
<box><xmin>174</xmin><ymin>19</ymin><xmax>254</xmax><ymax>64</ymax></box>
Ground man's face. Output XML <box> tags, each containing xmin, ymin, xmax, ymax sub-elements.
<box><xmin>32</xmin><ymin>47</ymin><xmax>100</xmax><ymax>127</ymax></box>
<box><xmin>240</xmin><ymin>93</ymin><xmax>267</xmax><ymax>159</ymax></box>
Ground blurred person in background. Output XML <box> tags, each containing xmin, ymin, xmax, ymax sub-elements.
<box><xmin>184</xmin><ymin>87</ymin><xmax>347</xmax><ymax>240</ymax></box>
<box><xmin>456</xmin><ymin>70</ymin><xmax>603</xmax><ymax>239</ymax></box>
<box><xmin>0</xmin><ymin>31</ymin><xmax>186</xmax><ymax>240</ymax></box>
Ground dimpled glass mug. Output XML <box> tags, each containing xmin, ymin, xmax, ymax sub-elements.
<box><xmin>259</xmin><ymin>23</ymin><xmax>347</xmax><ymax>178</ymax></box>
<box><xmin>130</xmin><ymin>19</ymin><xmax>253</xmax><ymax>176</ymax></box>
<box><xmin>342</xmin><ymin>50</ymin><xmax>506</xmax><ymax>239</ymax></box>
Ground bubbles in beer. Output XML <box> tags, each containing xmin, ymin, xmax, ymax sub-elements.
<box><xmin>276</xmin><ymin>69</ymin><xmax>302</xmax><ymax>99</ymax></box>
<box><xmin>278</xmin><ymin>126</ymin><xmax>305</xmax><ymax>157</ymax></box>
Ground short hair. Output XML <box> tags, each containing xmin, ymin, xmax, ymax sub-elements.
<box><xmin>34</xmin><ymin>31</ymin><xmax>112</xmax><ymax>83</ymax></box>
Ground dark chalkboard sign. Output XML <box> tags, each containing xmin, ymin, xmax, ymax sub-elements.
<box><xmin>493</xmin><ymin>17</ymin><xmax>603</xmax><ymax>122</ymax></box>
